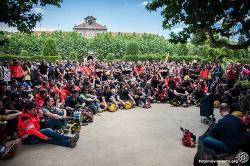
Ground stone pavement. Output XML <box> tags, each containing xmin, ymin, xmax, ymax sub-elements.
<box><xmin>0</xmin><ymin>104</ymin><xmax>220</xmax><ymax>166</ymax></box>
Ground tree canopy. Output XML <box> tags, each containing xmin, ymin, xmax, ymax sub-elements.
<box><xmin>146</xmin><ymin>0</ymin><xmax>250</xmax><ymax>50</ymax></box>
<box><xmin>0</xmin><ymin>0</ymin><xmax>62</xmax><ymax>32</ymax></box>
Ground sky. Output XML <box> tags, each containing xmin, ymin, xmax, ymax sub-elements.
<box><xmin>0</xmin><ymin>0</ymin><xmax>184</xmax><ymax>38</ymax></box>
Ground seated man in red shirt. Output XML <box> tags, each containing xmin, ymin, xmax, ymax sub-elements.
<box><xmin>18</xmin><ymin>100</ymin><xmax>79</xmax><ymax>148</ymax></box>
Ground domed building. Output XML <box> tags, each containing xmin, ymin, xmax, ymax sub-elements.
<box><xmin>73</xmin><ymin>16</ymin><xmax>107</xmax><ymax>38</ymax></box>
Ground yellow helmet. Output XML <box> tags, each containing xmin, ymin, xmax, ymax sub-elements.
<box><xmin>184</xmin><ymin>75</ymin><xmax>190</xmax><ymax>81</ymax></box>
<box><xmin>124</xmin><ymin>102</ymin><xmax>132</xmax><ymax>110</ymax></box>
<box><xmin>231</xmin><ymin>111</ymin><xmax>243</xmax><ymax>118</ymax></box>
<box><xmin>108</xmin><ymin>103</ymin><xmax>118</xmax><ymax>112</ymax></box>
<box><xmin>214</xmin><ymin>101</ymin><xmax>220</xmax><ymax>108</ymax></box>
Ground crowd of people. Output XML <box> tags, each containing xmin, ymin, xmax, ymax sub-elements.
<box><xmin>0</xmin><ymin>58</ymin><xmax>249</xmax><ymax>160</ymax></box>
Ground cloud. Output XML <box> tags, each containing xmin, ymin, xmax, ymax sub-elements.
<box><xmin>32</xmin><ymin>7</ymin><xmax>45</xmax><ymax>14</ymax></box>
<box><xmin>139</xmin><ymin>1</ymin><xmax>148</xmax><ymax>6</ymax></box>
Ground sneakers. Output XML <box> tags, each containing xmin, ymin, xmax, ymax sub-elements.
<box><xmin>69</xmin><ymin>132</ymin><xmax>80</xmax><ymax>148</ymax></box>
<box><xmin>0</xmin><ymin>142</ymin><xmax>18</xmax><ymax>160</ymax></box>
<box><xmin>72</xmin><ymin>132</ymin><xmax>80</xmax><ymax>143</ymax></box>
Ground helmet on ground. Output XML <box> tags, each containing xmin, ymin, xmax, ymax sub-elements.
<box><xmin>124</xmin><ymin>102</ymin><xmax>132</xmax><ymax>110</ymax></box>
<box><xmin>71</xmin><ymin>123</ymin><xmax>81</xmax><ymax>134</ymax></box>
<box><xmin>108</xmin><ymin>103</ymin><xmax>118</xmax><ymax>112</ymax></box>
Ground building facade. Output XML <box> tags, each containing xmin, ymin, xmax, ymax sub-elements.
<box><xmin>73</xmin><ymin>16</ymin><xmax>107</xmax><ymax>38</ymax></box>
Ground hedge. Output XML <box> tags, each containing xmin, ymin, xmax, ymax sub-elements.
<box><xmin>122</xmin><ymin>54</ymin><xmax>209</xmax><ymax>62</ymax></box>
<box><xmin>168</xmin><ymin>55</ymin><xmax>203</xmax><ymax>62</ymax></box>
<box><xmin>237</xmin><ymin>80</ymin><xmax>250</xmax><ymax>89</ymax></box>
<box><xmin>0</xmin><ymin>54</ymin><xmax>61</xmax><ymax>62</ymax></box>
<box><xmin>237</xmin><ymin>59</ymin><xmax>250</xmax><ymax>64</ymax></box>
<box><xmin>123</xmin><ymin>54</ymin><xmax>166</xmax><ymax>61</ymax></box>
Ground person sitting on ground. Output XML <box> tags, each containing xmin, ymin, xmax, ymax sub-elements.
<box><xmin>35</xmin><ymin>88</ymin><xmax>48</xmax><ymax>109</ymax></box>
<box><xmin>0</xmin><ymin>114</ymin><xmax>20</xmax><ymax>160</ymax></box>
<box><xmin>0</xmin><ymin>97</ymin><xmax>23</xmax><ymax>139</ymax></box>
<box><xmin>0</xmin><ymin>98</ymin><xmax>22</xmax><ymax>159</ymax></box>
<box><xmin>202</xmin><ymin>103</ymin><xmax>247</xmax><ymax>154</ymax></box>
<box><xmin>40</xmin><ymin>96</ymin><xmax>67</xmax><ymax>130</ymax></box>
<box><xmin>172</xmin><ymin>84</ymin><xmax>189</xmax><ymax>107</ymax></box>
<box><xmin>64</xmin><ymin>89</ymin><xmax>84</xmax><ymax>114</ymax></box>
<box><xmin>191</xmin><ymin>80</ymin><xmax>207</xmax><ymax>105</ymax></box>
<box><xmin>118</xmin><ymin>82</ymin><xmax>136</xmax><ymax>106</ymax></box>
<box><xmin>18</xmin><ymin>100</ymin><xmax>79</xmax><ymax>148</ymax></box>
<box><xmin>100</xmin><ymin>85</ymin><xmax>118</xmax><ymax>110</ymax></box>
<box><xmin>79</xmin><ymin>87</ymin><xmax>101</xmax><ymax>114</ymax></box>
<box><xmin>9</xmin><ymin>59</ymin><xmax>23</xmax><ymax>82</ymax></box>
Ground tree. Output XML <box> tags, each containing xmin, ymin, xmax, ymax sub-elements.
<box><xmin>0</xmin><ymin>0</ymin><xmax>62</xmax><ymax>32</ymax></box>
<box><xmin>146</xmin><ymin>0</ymin><xmax>250</xmax><ymax>50</ymax></box>
<box><xmin>191</xmin><ymin>31</ymin><xmax>208</xmax><ymax>46</ymax></box>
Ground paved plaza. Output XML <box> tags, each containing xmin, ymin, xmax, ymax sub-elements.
<box><xmin>1</xmin><ymin>104</ymin><xmax>220</xmax><ymax>166</ymax></box>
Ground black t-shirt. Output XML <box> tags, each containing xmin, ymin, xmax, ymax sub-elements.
<box><xmin>109</xmin><ymin>83</ymin><xmax>116</xmax><ymax>89</ymax></box>
<box><xmin>230</xmin><ymin>87</ymin><xmax>240</xmax><ymax>97</ymax></box>
<box><xmin>182</xmin><ymin>80</ymin><xmax>191</xmax><ymax>88</ymax></box>
<box><xmin>39</xmin><ymin>64</ymin><xmax>48</xmax><ymax>75</ymax></box>
<box><xmin>176</xmin><ymin>87</ymin><xmax>185</xmax><ymax>94</ymax></box>
<box><xmin>101</xmin><ymin>91</ymin><xmax>113</xmax><ymax>102</ymax></box>
<box><xmin>65</xmin><ymin>96</ymin><xmax>83</xmax><ymax>108</ymax></box>
<box><xmin>194</xmin><ymin>89</ymin><xmax>205</xmax><ymax>99</ymax></box>
<box><xmin>151</xmin><ymin>79</ymin><xmax>160</xmax><ymax>89</ymax></box>
<box><xmin>48</xmin><ymin>66</ymin><xmax>54</xmax><ymax>77</ymax></box>
<box><xmin>119</xmin><ymin>89</ymin><xmax>130</xmax><ymax>100</ymax></box>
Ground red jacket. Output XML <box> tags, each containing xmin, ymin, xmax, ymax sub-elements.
<box><xmin>200</xmin><ymin>69</ymin><xmax>209</xmax><ymax>80</ymax></box>
<box><xmin>81</xmin><ymin>66</ymin><xmax>92</xmax><ymax>76</ymax></box>
<box><xmin>35</xmin><ymin>94</ymin><xmax>45</xmax><ymax>108</ymax></box>
<box><xmin>18</xmin><ymin>112</ymin><xmax>48</xmax><ymax>140</ymax></box>
<box><xmin>226</xmin><ymin>68</ymin><xmax>237</xmax><ymax>80</ymax></box>
<box><xmin>134</xmin><ymin>66</ymin><xmax>144</xmax><ymax>76</ymax></box>
<box><xmin>9</xmin><ymin>65</ymin><xmax>23</xmax><ymax>79</ymax></box>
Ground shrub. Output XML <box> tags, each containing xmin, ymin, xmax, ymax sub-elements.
<box><xmin>105</xmin><ymin>53</ymin><xmax>116</xmax><ymax>61</ymax></box>
<box><xmin>20</xmin><ymin>49</ymin><xmax>29</xmax><ymax>57</ymax></box>
<box><xmin>237</xmin><ymin>58</ymin><xmax>250</xmax><ymax>64</ymax></box>
<box><xmin>237</xmin><ymin>80</ymin><xmax>250</xmax><ymax>89</ymax></box>
<box><xmin>42</xmin><ymin>38</ymin><xmax>58</xmax><ymax>57</ymax></box>
<box><xmin>123</xmin><ymin>54</ymin><xmax>165</xmax><ymax>61</ymax></box>
<box><xmin>126</xmin><ymin>42</ymin><xmax>139</xmax><ymax>55</ymax></box>
<box><xmin>68</xmin><ymin>51</ymin><xmax>77</xmax><ymax>60</ymax></box>
<box><xmin>0</xmin><ymin>54</ymin><xmax>60</xmax><ymax>62</ymax></box>
<box><xmin>168</xmin><ymin>55</ymin><xmax>203</xmax><ymax>62</ymax></box>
